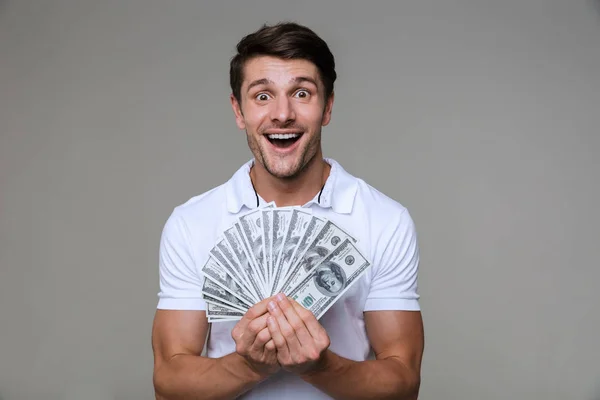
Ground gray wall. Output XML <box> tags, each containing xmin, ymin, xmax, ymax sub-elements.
<box><xmin>1</xmin><ymin>1</ymin><xmax>599</xmax><ymax>399</ymax></box>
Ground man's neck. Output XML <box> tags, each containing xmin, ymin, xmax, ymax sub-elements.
<box><xmin>250</xmin><ymin>157</ymin><xmax>331</xmax><ymax>208</ymax></box>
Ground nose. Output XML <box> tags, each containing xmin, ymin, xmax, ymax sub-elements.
<box><xmin>270</xmin><ymin>96</ymin><xmax>296</xmax><ymax>124</ymax></box>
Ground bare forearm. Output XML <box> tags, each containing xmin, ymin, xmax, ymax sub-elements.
<box><xmin>154</xmin><ymin>352</ymin><xmax>265</xmax><ymax>400</ymax></box>
<box><xmin>301</xmin><ymin>350</ymin><xmax>420</xmax><ymax>400</ymax></box>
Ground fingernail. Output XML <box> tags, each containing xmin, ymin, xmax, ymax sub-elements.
<box><xmin>276</xmin><ymin>293</ymin><xmax>285</xmax><ymax>302</ymax></box>
<box><xmin>268</xmin><ymin>301</ymin><xmax>277</xmax><ymax>311</ymax></box>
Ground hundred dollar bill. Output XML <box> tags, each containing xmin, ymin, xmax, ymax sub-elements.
<box><xmin>261</xmin><ymin>209</ymin><xmax>273</xmax><ymax>289</ymax></box>
<box><xmin>207</xmin><ymin>302</ymin><xmax>244</xmax><ymax>319</ymax></box>
<box><xmin>275</xmin><ymin>215</ymin><xmax>325</xmax><ymax>294</ymax></box>
<box><xmin>235</xmin><ymin>221</ymin><xmax>268</xmax><ymax>289</ymax></box>
<box><xmin>208</xmin><ymin>317</ymin><xmax>242</xmax><ymax>322</ymax></box>
<box><xmin>208</xmin><ymin>317</ymin><xmax>242</xmax><ymax>323</ymax></box>
<box><xmin>238</xmin><ymin>209</ymin><xmax>268</xmax><ymax>288</ymax></box>
<box><xmin>288</xmin><ymin>239</ymin><xmax>370</xmax><ymax>320</ymax></box>
<box><xmin>279</xmin><ymin>219</ymin><xmax>356</xmax><ymax>294</ymax></box>
<box><xmin>270</xmin><ymin>208</ymin><xmax>294</xmax><ymax>290</ymax></box>
<box><xmin>214</xmin><ymin>239</ymin><xmax>261</xmax><ymax>302</ymax></box>
<box><xmin>201</xmin><ymin>255</ymin><xmax>254</xmax><ymax>307</ymax></box>
<box><xmin>202</xmin><ymin>279</ymin><xmax>249</xmax><ymax>312</ymax></box>
<box><xmin>204</xmin><ymin>294</ymin><xmax>247</xmax><ymax>313</ymax></box>
<box><xmin>270</xmin><ymin>209</ymin><xmax>313</xmax><ymax>296</ymax></box>
<box><xmin>223</xmin><ymin>226</ymin><xmax>266</xmax><ymax>299</ymax></box>
<box><xmin>210</xmin><ymin>240</ymin><xmax>259</xmax><ymax>303</ymax></box>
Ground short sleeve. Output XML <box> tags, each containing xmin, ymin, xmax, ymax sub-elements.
<box><xmin>156</xmin><ymin>210</ymin><xmax>206</xmax><ymax>311</ymax></box>
<box><xmin>364</xmin><ymin>209</ymin><xmax>420</xmax><ymax>311</ymax></box>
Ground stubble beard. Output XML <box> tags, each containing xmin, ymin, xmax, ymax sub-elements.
<box><xmin>246</xmin><ymin>130</ymin><xmax>321</xmax><ymax>180</ymax></box>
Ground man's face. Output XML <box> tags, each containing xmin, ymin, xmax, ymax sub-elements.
<box><xmin>321</xmin><ymin>270</ymin><xmax>343</xmax><ymax>293</ymax></box>
<box><xmin>231</xmin><ymin>56</ymin><xmax>334</xmax><ymax>179</ymax></box>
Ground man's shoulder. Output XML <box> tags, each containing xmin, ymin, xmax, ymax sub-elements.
<box><xmin>346</xmin><ymin>175</ymin><xmax>417</xmax><ymax>247</ymax></box>
<box><xmin>329</xmin><ymin>158</ymin><xmax>408</xmax><ymax>219</ymax></box>
<box><xmin>167</xmin><ymin>182</ymin><xmax>228</xmax><ymax>227</ymax></box>
<box><xmin>353</xmin><ymin>176</ymin><xmax>410</xmax><ymax>222</ymax></box>
<box><xmin>161</xmin><ymin>160</ymin><xmax>253</xmax><ymax>241</ymax></box>
<box><xmin>358</xmin><ymin>179</ymin><xmax>407</xmax><ymax>212</ymax></box>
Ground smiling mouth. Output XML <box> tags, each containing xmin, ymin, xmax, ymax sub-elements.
<box><xmin>265</xmin><ymin>132</ymin><xmax>303</xmax><ymax>149</ymax></box>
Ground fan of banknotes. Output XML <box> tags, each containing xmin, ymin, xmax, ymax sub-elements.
<box><xmin>201</xmin><ymin>203</ymin><xmax>372</xmax><ymax>322</ymax></box>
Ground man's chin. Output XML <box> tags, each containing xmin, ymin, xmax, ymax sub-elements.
<box><xmin>263</xmin><ymin>160</ymin><xmax>303</xmax><ymax>180</ymax></box>
<box><xmin>267</xmin><ymin>167</ymin><xmax>301</xmax><ymax>180</ymax></box>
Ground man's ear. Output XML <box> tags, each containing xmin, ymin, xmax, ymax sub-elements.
<box><xmin>321</xmin><ymin>91</ymin><xmax>335</xmax><ymax>127</ymax></box>
<box><xmin>230</xmin><ymin>93</ymin><xmax>246</xmax><ymax>130</ymax></box>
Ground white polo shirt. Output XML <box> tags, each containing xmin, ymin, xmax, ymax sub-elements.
<box><xmin>157</xmin><ymin>158</ymin><xmax>420</xmax><ymax>399</ymax></box>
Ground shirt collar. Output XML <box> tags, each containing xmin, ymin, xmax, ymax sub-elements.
<box><xmin>225</xmin><ymin>158</ymin><xmax>358</xmax><ymax>214</ymax></box>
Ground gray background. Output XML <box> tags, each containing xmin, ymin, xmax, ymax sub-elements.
<box><xmin>1</xmin><ymin>0</ymin><xmax>599</xmax><ymax>399</ymax></box>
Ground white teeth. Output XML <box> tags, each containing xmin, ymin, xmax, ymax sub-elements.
<box><xmin>267</xmin><ymin>133</ymin><xmax>300</xmax><ymax>140</ymax></box>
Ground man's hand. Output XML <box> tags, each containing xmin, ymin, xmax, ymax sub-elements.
<box><xmin>266</xmin><ymin>293</ymin><xmax>331</xmax><ymax>375</ymax></box>
<box><xmin>231</xmin><ymin>297</ymin><xmax>280</xmax><ymax>378</ymax></box>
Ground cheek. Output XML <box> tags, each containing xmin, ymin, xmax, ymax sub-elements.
<box><xmin>243</xmin><ymin>106</ymin><xmax>269</xmax><ymax>131</ymax></box>
<box><xmin>298</xmin><ymin>107</ymin><xmax>326</xmax><ymax>128</ymax></box>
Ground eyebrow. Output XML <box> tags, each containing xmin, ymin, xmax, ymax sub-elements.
<box><xmin>245</xmin><ymin>76</ymin><xmax>319</xmax><ymax>93</ymax></box>
<box><xmin>292</xmin><ymin>76</ymin><xmax>318</xmax><ymax>88</ymax></box>
<box><xmin>246</xmin><ymin>78</ymin><xmax>271</xmax><ymax>92</ymax></box>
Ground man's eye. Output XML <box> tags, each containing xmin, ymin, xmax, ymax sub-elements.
<box><xmin>295</xmin><ymin>90</ymin><xmax>310</xmax><ymax>98</ymax></box>
<box><xmin>256</xmin><ymin>93</ymin><xmax>270</xmax><ymax>101</ymax></box>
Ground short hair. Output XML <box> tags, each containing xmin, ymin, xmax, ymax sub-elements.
<box><xmin>230</xmin><ymin>22</ymin><xmax>337</xmax><ymax>105</ymax></box>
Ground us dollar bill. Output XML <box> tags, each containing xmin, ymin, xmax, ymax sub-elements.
<box><xmin>208</xmin><ymin>317</ymin><xmax>242</xmax><ymax>323</ymax></box>
<box><xmin>287</xmin><ymin>239</ymin><xmax>370</xmax><ymax>320</ymax></box>
<box><xmin>270</xmin><ymin>209</ymin><xmax>313</xmax><ymax>296</ymax></box>
<box><xmin>235</xmin><ymin>221</ymin><xmax>267</xmax><ymax>286</ymax></box>
<box><xmin>204</xmin><ymin>293</ymin><xmax>247</xmax><ymax>313</ymax></box>
<box><xmin>207</xmin><ymin>302</ymin><xmax>244</xmax><ymax>318</ymax></box>
<box><xmin>214</xmin><ymin>239</ymin><xmax>260</xmax><ymax>302</ymax></box>
<box><xmin>270</xmin><ymin>208</ymin><xmax>294</xmax><ymax>291</ymax></box>
<box><xmin>202</xmin><ymin>278</ymin><xmax>250</xmax><ymax>312</ymax></box>
<box><xmin>223</xmin><ymin>226</ymin><xmax>265</xmax><ymax>299</ymax></box>
<box><xmin>201</xmin><ymin>255</ymin><xmax>254</xmax><ymax>307</ymax></box>
<box><xmin>279</xmin><ymin>219</ymin><xmax>356</xmax><ymax>294</ymax></box>
<box><xmin>238</xmin><ymin>209</ymin><xmax>267</xmax><ymax>288</ymax></box>
<box><xmin>261</xmin><ymin>209</ymin><xmax>273</xmax><ymax>289</ymax></box>
<box><xmin>275</xmin><ymin>215</ymin><xmax>325</xmax><ymax>294</ymax></box>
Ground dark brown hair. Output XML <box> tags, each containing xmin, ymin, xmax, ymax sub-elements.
<box><xmin>230</xmin><ymin>22</ymin><xmax>336</xmax><ymax>104</ymax></box>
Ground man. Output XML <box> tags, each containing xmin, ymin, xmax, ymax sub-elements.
<box><xmin>314</xmin><ymin>262</ymin><xmax>346</xmax><ymax>296</ymax></box>
<box><xmin>152</xmin><ymin>22</ymin><xmax>424</xmax><ymax>399</ymax></box>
